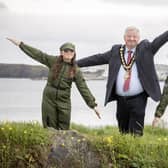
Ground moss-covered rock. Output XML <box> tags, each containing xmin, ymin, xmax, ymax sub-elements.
<box><xmin>46</xmin><ymin>129</ymin><xmax>101</xmax><ymax>168</ymax></box>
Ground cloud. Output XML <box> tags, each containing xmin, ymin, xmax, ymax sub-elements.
<box><xmin>1</xmin><ymin>0</ymin><xmax>168</xmax><ymax>65</ymax></box>
<box><xmin>102</xmin><ymin>0</ymin><xmax>168</xmax><ymax>6</ymax></box>
<box><xmin>2</xmin><ymin>0</ymin><xmax>168</xmax><ymax>15</ymax></box>
<box><xmin>0</xmin><ymin>2</ymin><xmax>8</xmax><ymax>10</ymax></box>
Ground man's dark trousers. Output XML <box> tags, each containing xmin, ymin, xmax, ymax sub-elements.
<box><xmin>116</xmin><ymin>92</ymin><xmax>148</xmax><ymax>136</ymax></box>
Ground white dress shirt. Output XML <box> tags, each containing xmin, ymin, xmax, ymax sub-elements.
<box><xmin>116</xmin><ymin>47</ymin><xmax>144</xmax><ymax>96</ymax></box>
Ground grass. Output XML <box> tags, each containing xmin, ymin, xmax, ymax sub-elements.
<box><xmin>0</xmin><ymin>121</ymin><xmax>51</xmax><ymax>168</ymax></box>
<box><xmin>71</xmin><ymin>123</ymin><xmax>168</xmax><ymax>168</ymax></box>
<box><xmin>1</xmin><ymin>122</ymin><xmax>168</xmax><ymax>168</ymax></box>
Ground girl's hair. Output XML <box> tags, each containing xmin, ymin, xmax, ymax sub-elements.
<box><xmin>51</xmin><ymin>54</ymin><xmax>77</xmax><ymax>80</ymax></box>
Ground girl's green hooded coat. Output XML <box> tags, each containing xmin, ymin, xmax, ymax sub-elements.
<box><xmin>19</xmin><ymin>42</ymin><xmax>97</xmax><ymax>129</ymax></box>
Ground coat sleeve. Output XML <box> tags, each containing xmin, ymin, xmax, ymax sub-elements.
<box><xmin>19</xmin><ymin>42</ymin><xmax>56</xmax><ymax>67</ymax></box>
<box><xmin>151</xmin><ymin>31</ymin><xmax>168</xmax><ymax>55</ymax></box>
<box><xmin>74</xmin><ymin>68</ymin><xmax>97</xmax><ymax>109</ymax></box>
<box><xmin>77</xmin><ymin>49</ymin><xmax>112</xmax><ymax>67</ymax></box>
<box><xmin>155</xmin><ymin>77</ymin><xmax>168</xmax><ymax>117</ymax></box>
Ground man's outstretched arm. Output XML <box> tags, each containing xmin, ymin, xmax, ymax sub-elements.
<box><xmin>151</xmin><ymin>30</ymin><xmax>168</xmax><ymax>55</ymax></box>
<box><xmin>77</xmin><ymin>50</ymin><xmax>112</xmax><ymax>67</ymax></box>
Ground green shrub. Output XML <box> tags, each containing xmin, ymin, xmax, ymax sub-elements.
<box><xmin>0</xmin><ymin>121</ymin><xmax>50</xmax><ymax>168</ymax></box>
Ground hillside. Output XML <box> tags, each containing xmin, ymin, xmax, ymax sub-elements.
<box><xmin>0</xmin><ymin>63</ymin><xmax>168</xmax><ymax>80</ymax></box>
<box><xmin>0</xmin><ymin>63</ymin><xmax>48</xmax><ymax>79</ymax></box>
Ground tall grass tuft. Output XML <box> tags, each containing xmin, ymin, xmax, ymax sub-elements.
<box><xmin>71</xmin><ymin>123</ymin><xmax>168</xmax><ymax>168</ymax></box>
<box><xmin>0</xmin><ymin>121</ymin><xmax>50</xmax><ymax>168</ymax></box>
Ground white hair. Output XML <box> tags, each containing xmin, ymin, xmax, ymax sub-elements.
<box><xmin>124</xmin><ymin>26</ymin><xmax>140</xmax><ymax>36</ymax></box>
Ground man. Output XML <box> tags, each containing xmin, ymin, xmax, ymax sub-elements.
<box><xmin>152</xmin><ymin>76</ymin><xmax>168</xmax><ymax>127</ymax></box>
<box><xmin>77</xmin><ymin>26</ymin><xmax>168</xmax><ymax>136</ymax></box>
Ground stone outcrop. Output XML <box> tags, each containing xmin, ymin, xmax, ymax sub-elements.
<box><xmin>46</xmin><ymin>129</ymin><xmax>101</xmax><ymax>168</ymax></box>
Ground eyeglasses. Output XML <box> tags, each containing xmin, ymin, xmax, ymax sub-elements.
<box><xmin>63</xmin><ymin>49</ymin><xmax>74</xmax><ymax>53</ymax></box>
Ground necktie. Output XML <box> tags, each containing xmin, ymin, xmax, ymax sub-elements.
<box><xmin>123</xmin><ymin>50</ymin><xmax>132</xmax><ymax>91</ymax></box>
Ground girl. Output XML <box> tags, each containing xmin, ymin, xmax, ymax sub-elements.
<box><xmin>7</xmin><ymin>38</ymin><xmax>101</xmax><ymax>130</ymax></box>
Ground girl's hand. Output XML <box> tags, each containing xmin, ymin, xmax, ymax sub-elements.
<box><xmin>6</xmin><ymin>37</ymin><xmax>21</xmax><ymax>46</ymax></box>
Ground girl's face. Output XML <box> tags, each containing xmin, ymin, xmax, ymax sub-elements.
<box><xmin>61</xmin><ymin>49</ymin><xmax>75</xmax><ymax>62</ymax></box>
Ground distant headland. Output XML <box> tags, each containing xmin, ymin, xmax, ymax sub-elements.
<box><xmin>0</xmin><ymin>63</ymin><xmax>167</xmax><ymax>81</ymax></box>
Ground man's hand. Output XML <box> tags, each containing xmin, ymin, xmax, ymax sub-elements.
<box><xmin>94</xmin><ymin>106</ymin><xmax>101</xmax><ymax>119</ymax></box>
<box><xmin>152</xmin><ymin>117</ymin><xmax>160</xmax><ymax>128</ymax></box>
<box><xmin>6</xmin><ymin>37</ymin><xmax>21</xmax><ymax>46</ymax></box>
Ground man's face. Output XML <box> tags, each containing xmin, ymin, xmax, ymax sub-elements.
<box><xmin>124</xmin><ymin>30</ymin><xmax>140</xmax><ymax>49</ymax></box>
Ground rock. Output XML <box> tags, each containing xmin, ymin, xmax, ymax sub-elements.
<box><xmin>46</xmin><ymin>129</ymin><xmax>101</xmax><ymax>168</ymax></box>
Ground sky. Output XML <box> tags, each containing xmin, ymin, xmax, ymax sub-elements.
<box><xmin>0</xmin><ymin>0</ymin><xmax>168</xmax><ymax>65</ymax></box>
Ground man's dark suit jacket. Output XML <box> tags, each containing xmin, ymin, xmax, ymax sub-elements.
<box><xmin>77</xmin><ymin>31</ymin><xmax>168</xmax><ymax>106</ymax></box>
